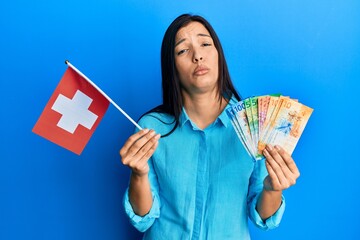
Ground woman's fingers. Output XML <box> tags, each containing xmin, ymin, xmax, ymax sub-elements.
<box><xmin>263</xmin><ymin>146</ymin><xmax>288</xmax><ymax>186</ymax></box>
<box><xmin>263</xmin><ymin>144</ymin><xmax>300</xmax><ymax>190</ymax></box>
<box><xmin>127</xmin><ymin>130</ymin><xmax>157</xmax><ymax>158</ymax></box>
<box><xmin>274</xmin><ymin>145</ymin><xmax>300</xmax><ymax>178</ymax></box>
<box><xmin>120</xmin><ymin>129</ymin><xmax>150</xmax><ymax>157</ymax></box>
<box><xmin>138</xmin><ymin>134</ymin><xmax>160</xmax><ymax>162</ymax></box>
<box><xmin>128</xmin><ymin>133</ymin><xmax>160</xmax><ymax>168</ymax></box>
<box><xmin>272</xmin><ymin>145</ymin><xmax>300</xmax><ymax>185</ymax></box>
<box><xmin>121</xmin><ymin>130</ymin><xmax>156</xmax><ymax>161</ymax></box>
<box><xmin>264</xmin><ymin>159</ymin><xmax>281</xmax><ymax>191</ymax></box>
<box><xmin>264</xmin><ymin>149</ymin><xmax>286</xmax><ymax>187</ymax></box>
<box><xmin>134</xmin><ymin>139</ymin><xmax>160</xmax><ymax>173</ymax></box>
<box><xmin>120</xmin><ymin>129</ymin><xmax>160</xmax><ymax>176</ymax></box>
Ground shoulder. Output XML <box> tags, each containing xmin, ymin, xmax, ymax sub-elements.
<box><xmin>138</xmin><ymin>111</ymin><xmax>176</xmax><ymax>135</ymax></box>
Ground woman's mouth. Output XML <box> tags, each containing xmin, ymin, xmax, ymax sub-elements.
<box><xmin>194</xmin><ymin>65</ymin><xmax>209</xmax><ymax>76</ymax></box>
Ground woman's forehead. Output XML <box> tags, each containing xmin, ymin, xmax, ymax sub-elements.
<box><xmin>175</xmin><ymin>22</ymin><xmax>210</xmax><ymax>41</ymax></box>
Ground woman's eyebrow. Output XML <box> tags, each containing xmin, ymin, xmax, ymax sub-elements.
<box><xmin>175</xmin><ymin>38</ymin><xmax>186</xmax><ymax>47</ymax></box>
<box><xmin>198</xmin><ymin>33</ymin><xmax>211</xmax><ymax>38</ymax></box>
<box><xmin>175</xmin><ymin>33</ymin><xmax>211</xmax><ymax>47</ymax></box>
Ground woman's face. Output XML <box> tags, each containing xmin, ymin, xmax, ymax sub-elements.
<box><xmin>174</xmin><ymin>21</ymin><xmax>219</xmax><ymax>95</ymax></box>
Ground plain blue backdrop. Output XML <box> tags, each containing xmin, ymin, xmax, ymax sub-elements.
<box><xmin>1</xmin><ymin>0</ymin><xmax>359</xmax><ymax>239</ymax></box>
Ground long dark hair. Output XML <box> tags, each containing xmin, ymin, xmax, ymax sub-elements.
<box><xmin>142</xmin><ymin>14</ymin><xmax>241</xmax><ymax>137</ymax></box>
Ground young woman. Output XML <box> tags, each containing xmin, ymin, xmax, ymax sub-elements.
<box><xmin>120</xmin><ymin>14</ymin><xmax>300</xmax><ymax>239</ymax></box>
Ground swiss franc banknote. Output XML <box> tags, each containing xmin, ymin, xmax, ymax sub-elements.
<box><xmin>227</xmin><ymin>95</ymin><xmax>313</xmax><ymax>161</ymax></box>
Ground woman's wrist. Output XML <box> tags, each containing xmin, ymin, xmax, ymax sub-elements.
<box><xmin>131</xmin><ymin>171</ymin><xmax>149</xmax><ymax>181</ymax></box>
<box><xmin>262</xmin><ymin>188</ymin><xmax>282</xmax><ymax>199</ymax></box>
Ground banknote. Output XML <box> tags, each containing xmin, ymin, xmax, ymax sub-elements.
<box><xmin>244</xmin><ymin>98</ymin><xmax>256</xmax><ymax>147</ymax></box>
<box><xmin>260</xmin><ymin>96</ymin><xmax>279</xmax><ymax>139</ymax></box>
<box><xmin>227</xmin><ymin>102</ymin><xmax>256</xmax><ymax>159</ymax></box>
<box><xmin>258</xmin><ymin>94</ymin><xmax>281</xmax><ymax>133</ymax></box>
<box><xmin>258</xmin><ymin>95</ymin><xmax>270</xmax><ymax>133</ymax></box>
<box><xmin>228</xmin><ymin>94</ymin><xmax>313</xmax><ymax>161</ymax></box>
<box><xmin>260</xmin><ymin>96</ymin><xmax>291</xmax><ymax>142</ymax></box>
<box><xmin>227</xmin><ymin>107</ymin><xmax>252</xmax><ymax>157</ymax></box>
<box><xmin>257</xmin><ymin>98</ymin><xmax>313</xmax><ymax>155</ymax></box>
<box><xmin>250</xmin><ymin>96</ymin><xmax>259</xmax><ymax>149</ymax></box>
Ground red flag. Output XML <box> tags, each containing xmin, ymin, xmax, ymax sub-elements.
<box><xmin>33</xmin><ymin>67</ymin><xmax>110</xmax><ymax>155</ymax></box>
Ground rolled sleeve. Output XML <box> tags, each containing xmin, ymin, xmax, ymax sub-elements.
<box><xmin>122</xmin><ymin>122</ymin><xmax>162</xmax><ymax>232</ymax></box>
<box><xmin>247</xmin><ymin>159</ymin><xmax>286</xmax><ymax>230</ymax></box>
<box><xmin>123</xmin><ymin>188</ymin><xmax>160</xmax><ymax>232</ymax></box>
<box><xmin>248</xmin><ymin>194</ymin><xmax>286</xmax><ymax>230</ymax></box>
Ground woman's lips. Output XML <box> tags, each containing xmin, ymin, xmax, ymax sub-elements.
<box><xmin>194</xmin><ymin>65</ymin><xmax>209</xmax><ymax>76</ymax></box>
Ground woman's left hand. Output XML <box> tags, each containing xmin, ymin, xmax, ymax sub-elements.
<box><xmin>262</xmin><ymin>144</ymin><xmax>300</xmax><ymax>191</ymax></box>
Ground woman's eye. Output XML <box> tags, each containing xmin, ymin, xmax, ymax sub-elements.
<box><xmin>202</xmin><ymin>43</ymin><xmax>212</xmax><ymax>47</ymax></box>
<box><xmin>177</xmin><ymin>49</ymin><xmax>188</xmax><ymax>55</ymax></box>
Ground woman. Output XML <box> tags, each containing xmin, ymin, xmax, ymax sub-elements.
<box><xmin>120</xmin><ymin>14</ymin><xmax>300</xmax><ymax>239</ymax></box>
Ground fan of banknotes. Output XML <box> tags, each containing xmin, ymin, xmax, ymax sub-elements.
<box><xmin>226</xmin><ymin>94</ymin><xmax>313</xmax><ymax>161</ymax></box>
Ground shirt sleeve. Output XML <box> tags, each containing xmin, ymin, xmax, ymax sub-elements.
<box><xmin>247</xmin><ymin>159</ymin><xmax>286</xmax><ymax>230</ymax></box>
<box><xmin>123</xmin><ymin>157</ymin><xmax>161</xmax><ymax>232</ymax></box>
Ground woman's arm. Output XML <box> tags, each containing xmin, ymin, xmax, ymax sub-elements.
<box><xmin>120</xmin><ymin>129</ymin><xmax>160</xmax><ymax>216</ymax></box>
<box><xmin>256</xmin><ymin>144</ymin><xmax>300</xmax><ymax>220</ymax></box>
<box><xmin>256</xmin><ymin>189</ymin><xmax>282</xmax><ymax>220</ymax></box>
<box><xmin>128</xmin><ymin>172</ymin><xmax>153</xmax><ymax>216</ymax></box>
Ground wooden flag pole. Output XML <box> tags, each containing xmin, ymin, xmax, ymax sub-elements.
<box><xmin>65</xmin><ymin>60</ymin><xmax>142</xmax><ymax>130</ymax></box>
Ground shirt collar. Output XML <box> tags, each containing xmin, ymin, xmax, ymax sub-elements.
<box><xmin>179</xmin><ymin>95</ymin><xmax>238</xmax><ymax>129</ymax></box>
<box><xmin>179</xmin><ymin>107</ymin><xmax>189</xmax><ymax>127</ymax></box>
<box><xmin>218</xmin><ymin>96</ymin><xmax>238</xmax><ymax>128</ymax></box>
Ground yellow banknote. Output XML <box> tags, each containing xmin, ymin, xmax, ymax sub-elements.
<box><xmin>258</xmin><ymin>98</ymin><xmax>313</xmax><ymax>155</ymax></box>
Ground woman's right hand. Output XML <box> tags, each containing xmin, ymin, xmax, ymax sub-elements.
<box><xmin>120</xmin><ymin>129</ymin><xmax>160</xmax><ymax>177</ymax></box>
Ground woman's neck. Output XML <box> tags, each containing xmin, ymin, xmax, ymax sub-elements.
<box><xmin>182</xmin><ymin>90</ymin><xmax>227</xmax><ymax>130</ymax></box>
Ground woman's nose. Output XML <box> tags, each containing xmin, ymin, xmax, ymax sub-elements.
<box><xmin>194</xmin><ymin>56</ymin><xmax>203</xmax><ymax>62</ymax></box>
<box><xmin>193</xmin><ymin>50</ymin><xmax>203</xmax><ymax>63</ymax></box>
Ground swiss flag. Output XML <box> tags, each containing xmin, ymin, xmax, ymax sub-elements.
<box><xmin>33</xmin><ymin>67</ymin><xmax>110</xmax><ymax>155</ymax></box>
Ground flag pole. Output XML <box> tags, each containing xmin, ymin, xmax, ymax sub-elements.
<box><xmin>65</xmin><ymin>60</ymin><xmax>142</xmax><ymax>130</ymax></box>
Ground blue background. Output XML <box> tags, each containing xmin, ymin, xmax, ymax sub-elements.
<box><xmin>1</xmin><ymin>0</ymin><xmax>359</xmax><ymax>239</ymax></box>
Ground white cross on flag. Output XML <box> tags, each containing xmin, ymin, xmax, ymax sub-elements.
<box><xmin>33</xmin><ymin>67</ymin><xmax>110</xmax><ymax>155</ymax></box>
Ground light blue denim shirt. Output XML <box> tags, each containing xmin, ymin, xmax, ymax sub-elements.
<box><xmin>123</xmin><ymin>97</ymin><xmax>285</xmax><ymax>240</ymax></box>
